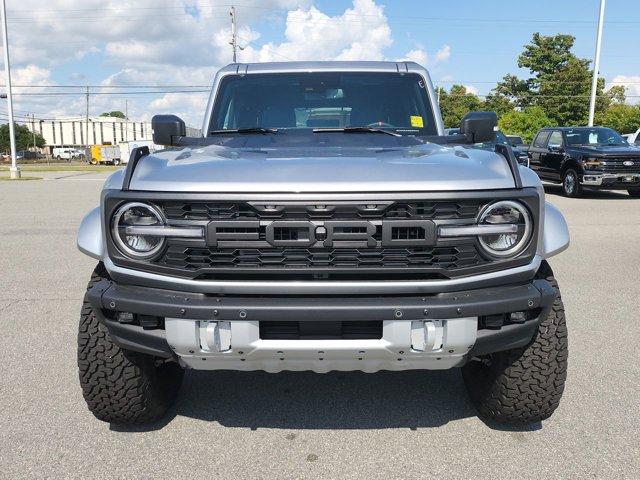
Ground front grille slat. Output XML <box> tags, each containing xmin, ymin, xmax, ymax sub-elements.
<box><xmin>162</xmin><ymin>245</ymin><xmax>483</xmax><ymax>271</ymax></box>
<box><xmin>151</xmin><ymin>199</ymin><xmax>494</xmax><ymax>278</ymax></box>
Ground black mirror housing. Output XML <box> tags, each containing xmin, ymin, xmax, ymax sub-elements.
<box><xmin>459</xmin><ymin>111</ymin><xmax>497</xmax><ymax>143</ymax></box>
<box><xmin>152</xmin><ymin>114</ymin><xmax>186</xmax><ymax>146</ymax></box>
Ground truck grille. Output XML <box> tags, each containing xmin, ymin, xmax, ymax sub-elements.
<box><xmin>159</xmin><ymin>244</ymin><xmax>484</xmax><ymax>273</ymax></box>
<box><xmin>601</xmin><ymin>158</ymin><xmax>640</xmax><ymax>174</ymax></box>
<box><xmin>149</xmin><ymin>199</ymin><xmax>492</xmax><ymax>279</ymax></box>
<box><xmin>161</xmin><ymin>200</ymin><xmax>482</xmax><ymax>221</ymax></box>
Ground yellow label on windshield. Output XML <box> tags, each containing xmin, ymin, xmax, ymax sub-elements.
<box><xmin>410</xmin><ymin>115</ymin><xmax>424</xmax><ymax>128</ymax></box>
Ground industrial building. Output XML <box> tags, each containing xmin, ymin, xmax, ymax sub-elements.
<box><xmin>25</xmin><ymin>116</ymin><xmax>201</xmax><ymax>155</ymax></box>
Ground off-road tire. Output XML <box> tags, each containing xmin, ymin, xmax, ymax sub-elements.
<box><xmin>562</xmin><ymin>169</ymin><xmax>581</xmax><ymax>197</ymax></box>
<box><xmin>462</xmin><ymin>261</ymin><xmax>568</xmax><ymax>425</ymax></box>
<box><xmin>77</xmin><ymin>263</ymin><xmax>184</xmax><ymax>424</ymax></box>
<box><xmin>627</xmin><ymin>189</ymin><xmax>640</xmax><ymax>198</ymax></box>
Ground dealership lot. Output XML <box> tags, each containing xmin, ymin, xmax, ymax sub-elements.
<box><xmin>0</xmin><ymin>173</ymin><xmax>638</xmax><ymax>479</ymax></box>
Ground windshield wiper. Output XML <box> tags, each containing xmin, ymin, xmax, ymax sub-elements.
<box><xmin>209</xmin><ymin>127</ymin><xmax>278</xmax><ymax>135</ymax></box>
<box><xmin>313</xmin><ymin>126</ymin><xmax>401</xmax><ymax>137</ymax></box>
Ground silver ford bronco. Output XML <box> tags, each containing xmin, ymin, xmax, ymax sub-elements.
<box><xmin>77</xmin><ymin>61</ymin><xmax>570</xmax><ymax>425</ymax></box>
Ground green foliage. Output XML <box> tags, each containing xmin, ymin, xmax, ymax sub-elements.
<box><xmin>100</xmin><ymin>111</ymin><xmax>127</xmax><ymax>119</ymax></box>
<box><xmin>494</xmin><ymin>32</ymin><xmax>630</xmax><ymax>129</ymax></box>
<box><xmin>438</xmin><ymin>85</ymin><xmax>483</xmax><ymax>128</ymax></box>
<box><xmin>0</xmin><ymin>123</ymin><xmax>46</xmax><ymax>151</ymax></box>
<box><xmin>498</xmin><ymin>107</ymin><xmax>555</xmax><ymax>143</ymax></box>
<box><xmin>595</xmin><ymin>104</ymin><xmax>640</xmax><ymax>134</ymax></box>
<box><xmin>518</xmin><ymin>33</ymin><xmax>576</xmax><ymax>78</ymax></box>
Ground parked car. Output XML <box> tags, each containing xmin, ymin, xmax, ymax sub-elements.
<box><xmin>528</xmin><ymin>126</ymin><xmax>640</xmax><ymax>197</ymax></box>
<box><xmin>447</xmin><ymin>128</ymin><xmax>529</xmax><ymax>166</ymax></box>
<box><xmin>53</xmin><ymin>147</ymin><xmax>83</xmax><ymax>160</ymax></box>
<box><xmin>507</xmin><ymin>135</ymin><xmax>524</xmax><ymax>147</ymax></box>
<box><xmin>77</xmin><ymin>61</ymin><xmax>570</xmax><ymax>426</ymax></box>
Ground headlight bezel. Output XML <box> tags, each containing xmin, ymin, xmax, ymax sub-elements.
<box><xmin>111</xmin><ymin>201</ymin><xmax>167</xmax><ymax>260</ymax></box>
<box><xmin>476</xmin><ymin>200</ymin><xmax>533</xmax><ymax>259</ymax></box>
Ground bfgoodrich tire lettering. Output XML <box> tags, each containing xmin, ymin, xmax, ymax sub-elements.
<box><xmin>461</xmin><ymin>261</ymin><xmax>568</xmax><ymax>424</ymax></box>
<box><xmin>77</xmin><ymin>263</ymin><xmax>184</xmax><ymax>424</ymax></box>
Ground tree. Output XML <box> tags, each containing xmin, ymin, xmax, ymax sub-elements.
<box><xmin>595</xmin><ymin>104</ymin><xmax>640</xmax><ymax>134</ymax></box>
<box><xmin>0</xmin><ymin>123</ymin><xmax>46</xmax><ymax>151</ymax></box>
<box><xmin>498</xmin><ymin>106</ymin><xmax>555</xmax><ymax>144</ymax></box>
<box><xmin>100</xmin><ymin>111</ymin><xmax>127</xmax><ymax>119</ymax></box>
<box><xmin>537</xmin><ymin>57</ymin><xmax>592</xmax><ymax>126</ymax></box>
<box><xmin>481</xmin><ymin>93</ymin><xmax>514</xmax><ymax>118</ymax></box>
<box><xmin>438</xmin><ymin>85</ymin><xmax>483</xmax><ymax>128</ymax></box>
<box><xmin>494</xmin><ymin>33</ymin><xmax>613</xmax><ymax>126</ymax></box>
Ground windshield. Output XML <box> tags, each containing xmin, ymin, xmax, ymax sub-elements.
<box><xmin>564</xmin><ymin>127</ymin><xmax>627</xmax><ymax>146</ymax></box>
<box><xmin>209</xmin><ymin>72</ymin><xmax>437</xmax><ymax>136</ymax></box>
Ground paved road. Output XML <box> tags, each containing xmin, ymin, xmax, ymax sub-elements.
<box><xmin>1</xmin><ymin>173</ymin><xmax>638</xmax><ymax>479</ymax></box>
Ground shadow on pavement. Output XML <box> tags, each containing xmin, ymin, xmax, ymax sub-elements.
<box><xmin>543</xmin><ymin>183</ymin><xmax>635</xmax><ymax>200</ymax></box>
<box><xmin>111</xmin><ymin>369</ymin><xmax>532</xmax><ymax>432</ymax></box>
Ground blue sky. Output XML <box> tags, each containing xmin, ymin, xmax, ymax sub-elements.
<box><xmin>2</xmin><ymin>0</ymin><xmax>639</xmax><ymax>126</ymax></box>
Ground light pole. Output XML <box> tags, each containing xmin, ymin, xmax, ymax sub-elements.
<box><xmin>588</xmin><ymin>0</ymin><xmax>606</xmax><ymax>127</ymax></box>
<box><xmin>0</xmin><ymin>0</ymin><xmax>20</xmax><ymax>179</ymax></box>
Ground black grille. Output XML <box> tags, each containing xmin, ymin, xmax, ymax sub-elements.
<box><xmin>260</xmin><ymin>321</ymin><xmax>382</xmax><ymax>339</ymax></box>
<box><xmin>601</xmin><ymin>158</ymin><xmax>640</xmax><ymax>174</ymax></box>
<box><xmin>161</xmin><ymin>200</ymin><xmax>482</xmax><ymax>221</ymax></box>
<box><xmin>153</xmin><ymin>200</ymin><xmax>490</xmax><ymax>278</ymax></box>
<box><xmin>159</xmin><ymin>244</ymin><xmax>483</xmax><ymax>272</ymax></box>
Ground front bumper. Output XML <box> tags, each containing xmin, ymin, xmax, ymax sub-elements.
<box><xmin>87</xmin><ymin>277</ymin><xmax>556</xmax><ymax>372</ymax></box>
<box><xmin>581</xmin><ymin>172</ymin><xmax>640</xmax><ymax>189</ymax></box>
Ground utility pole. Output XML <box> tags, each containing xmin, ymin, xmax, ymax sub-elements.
<box><xmin>124</xmin><ymin>99</ymin><xmax>128</xmax><ymax>142</ymax></box>
<box><xmin>31</xmin><ymin>113</ymin><xmax>36</xmax><ymax>149</ymax></box>
<box><xmin>1</xmin><ymin>0</ymin><xmax>20</xmax><ymax>179</ymax></box>
<box><xmin>85</xmin><ymin>86</ymin><xmax>89</xmax><ymax>160</ymax></box>
<box><xmin>588</xmin><ymin>0</ymin><xmax>606</xmax><ymax>127</ymax></box>
<box><xmin>230</xmin><ymin>6</ymin><xmax>237</xmax><ymax>62</ymax></box>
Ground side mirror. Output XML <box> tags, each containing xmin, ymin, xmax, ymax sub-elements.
<box><xmin>152</xmin><ymin>114</ymin><xmax>186</xmax><ymax>146</ymax></box>
<box><xmin>459</xmin><ymin>111</ymin><xmax>497</xmax><ymax>143</ymax></box>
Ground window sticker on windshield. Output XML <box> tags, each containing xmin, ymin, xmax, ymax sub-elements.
<box><xmin>410</xmin><ymin>115</ymin><xmax>424</xmax><ymax>128</ymax></box>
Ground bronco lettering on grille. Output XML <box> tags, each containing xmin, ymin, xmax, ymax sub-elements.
<box><xmin>206</xmin><ymin>219</ymin><xmax>436</xmax><ymax>248</ymax></box>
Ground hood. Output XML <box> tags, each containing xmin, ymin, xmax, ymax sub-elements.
<box><xmin>568</xmin><ymin>144</ymin><xmax>640</xmax><ymax>157</ymax></box>
<box><xmin>128</xmin><ymin>143</ymin><xmax>516</xmax><ymax>192</ymax></box>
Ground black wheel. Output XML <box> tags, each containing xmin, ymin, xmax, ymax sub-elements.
<box><xmin>77</xmin><ymin>264</ymin><xmax>183</xmax><ymax>424</ymax></box>
<box><xmin>628</xmin><ymin>189</ymin><xmax>640</xmax><ymax>198</ymax></box>
<box><xmin>113</xmin><ymin>159</ymin><xmax>121</xmax><ymax>166</ymax></box>
<box><xmin>562</xmin><ymin>169</ymin><xmax>581</xmax><ymax>197</ymax></box>
<box><xmin>462</xmin><ymin>261</ymin><xmax>568</xmax><ymax>425</ymax></box>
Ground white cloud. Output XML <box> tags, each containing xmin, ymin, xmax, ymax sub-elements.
<box><xmin>397</xmin><ymin>44</ymin><xmax>451</xmax><ymax>67</ymax></box>
<box><xmin>234</xmin><ymin>0</ymin><xmax>393</xmax><ymax>62</ymax></box>
<box><xmin>1</xmin><ymin>0</ymin><xmax>451</xmax><ymax>128</ymax></box>
<box><xmin>398</xmin><ymin>49</ymin><xmax>428</xmax><ymax>66</ymax></box>
<box><xmin>435</xmin><ymin>45</ymin><xmax>451</xmax><ymax>63</ymax></box>
<box><xmin>464</xmin><ymin>84</ymin><xmax>479</xmax><ymax>95</ymax></box>
<box><xmin>608</xmin><ymin>75</ymin><xmax>640</xmax><ymax>105</ymax></box>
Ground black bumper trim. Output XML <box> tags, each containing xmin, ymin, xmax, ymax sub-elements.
<box><xmin>88</xmin><ymin>279</ymin><xmax>554</xmax><ymax>323</ymax></box>
<box><xmin>86</xmin><ymin>278</ymin><xmax>555</xmax><ymax>358</ymax></box>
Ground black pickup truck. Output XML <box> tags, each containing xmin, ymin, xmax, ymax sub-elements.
<box><xmin>528</xmin><ymin>126</ymin><xmax>640</xmax><ymax>197</ymax></box>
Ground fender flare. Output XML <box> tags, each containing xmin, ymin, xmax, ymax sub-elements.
<box><xmin>77</xmin><ymin>206</ymin><xmax>104</xmax><ymax>260</ymax></box>
<box><xmin>541</xmin><ymin>201</ymin><xmax>570</xmax><ymax>258</ymax></box>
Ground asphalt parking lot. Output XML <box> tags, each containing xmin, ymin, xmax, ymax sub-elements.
<box><xmin>0</xmin><ymin>171</ymin><xmax>639</xmax><ymax>479</ymax></box>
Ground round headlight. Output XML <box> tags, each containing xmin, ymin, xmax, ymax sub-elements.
<box><xmin>112</xmin><ymin>202</ymin><xmax>165</xmax><ymax>259</ymax></box>
<box><xmin>477</xmin><ymin>200</ymin><xmax>532</xmax><ymax>258</ymax></box>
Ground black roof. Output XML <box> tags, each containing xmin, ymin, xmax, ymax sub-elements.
<box><xmin>539</xmin><ymin>126</ymin><xmax>609</xmax><ymax>131</ymax></box>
